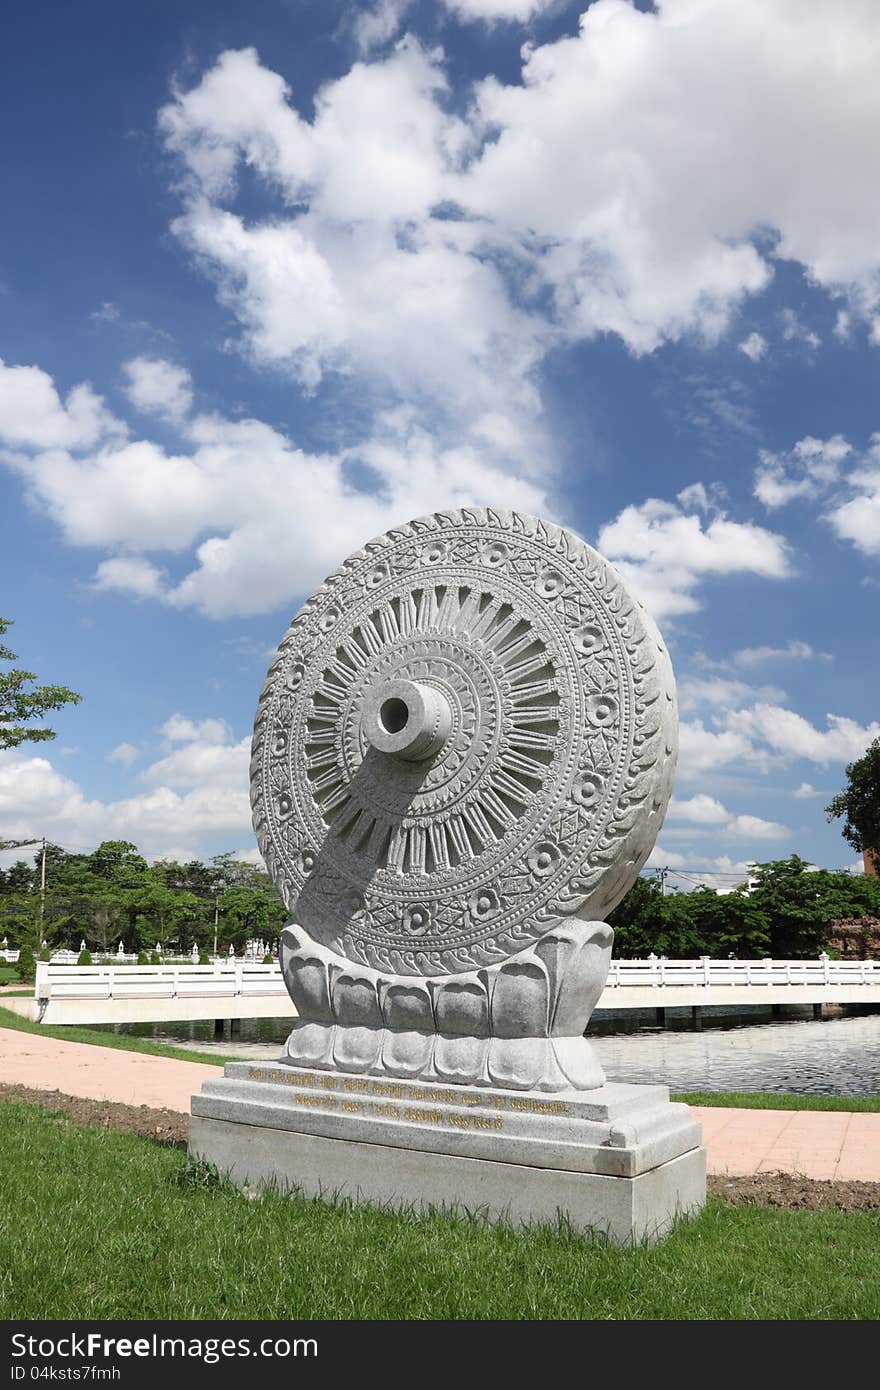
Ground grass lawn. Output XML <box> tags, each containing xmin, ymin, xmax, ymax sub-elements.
<box><xmin>673</xmin><ymin>1091</ymin><xmax>880</xmax><ymax>1112</ymax></box>
<box><xmin>0</xmin><ymin>1005</ymin><xmax>236</xmax><ymax>1068</ymax></box>
<box><xmin>0</xmin><ymin>1098</ymin><xmax>878</xmax><ymax>1320</ymax></box>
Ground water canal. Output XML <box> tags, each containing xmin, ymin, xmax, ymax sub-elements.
<box><xmin>111</xmin><ymin>1005</ymin><xmax>880</xmax><ymax>1097</ymax></box>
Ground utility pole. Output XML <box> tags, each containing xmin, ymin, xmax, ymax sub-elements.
<box><xmin>657</xmin><ymin>865</ymin><xmax>669</xmax><ymax>897</ymax></box>
<box><xmin>212</xmin><ymin>886</ymin><xmax>220</xmax><ymax>960</ymax></box>
<box><xmin>39</xmin><ymin>837</ymin><xmax>47</xmax><ymax>928</ymax></box>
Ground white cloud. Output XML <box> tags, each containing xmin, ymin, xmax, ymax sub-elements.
<box><xmin>677</xmin><ymin>675</ymin><xmax>787</xmax><ymax>715</ymax></box>
<box><xmin>352</xmin><ymin>2</ymin><xmax>415</xmax><ymax>55</ymax></box>
<box><xmin>754</xmin><ymin>434</ymin><xmax>852</xmax><ymax>509</ymax></box>
<box><xmin>726</xmin><ymin>813</ymin><xmax>789</xmax><ymax>841</ymax></box>
<box><xmin>793</xmin><ymin>782</ymin><xmax>818</xmax><ymax>798</ymax></box>
<box><xmin>677</xmin><ymin>720</ymin><xmax>760</xmax><ymax>779</ymax></box>
<box><xmin>826</xmin><ymin>442</ymin><xmax>880</xmax><ymax>555</ymax></box>
<box><xmin>668</xmin><ymin>794</ymin><xmax>729</xmax><ymax>825</ymax></box>
<box><xmin>122</xmin><ymin>357</ymin><xmax>193</xmax><ymax>423</ymax></box>
<box><xmin>751</xmin><ymin>430</ymin><xmax>880</xmax><ymax>558</ymax></box>
<box><xmin>0</xmin><ymin>719</ymin><xmax>253</xmax><ymax>863</ymax></box>
<box><xmin>108</xmin><ymin>743</ymin><xmax>141</xmax><ymax>766</ymax></box>
<box><xmin>668</xmin><ymin>794</ymin><xmax>789</xmax><ymax>840</ymax></box>
<box><xmin>443</xmin><ymin>0</ymin><xmax>555</xmax><ymax>20</ymax></box>
<box><xmin>733</xmin><ymin>639</ymin><xmax>815</xmax><ymax>667</ymax></box>
<box><xmin>779</xmin><ymin>307</ymin><xmax>820</xmax><ymax>351</ymax></box>
<box><xmin>724</xmin><ymin>704</ymin><xmax>880</xmax><ymax>766</ymax></box>
<box><xmin>598</xmin><ymin>497</ymin><xmax>791</xmax><ymax>617</ymax></box>
<box><xmin>739</xmin><ymin>332</ymin><xmax>767</xmax><ymax>362</ymax></box>
<box><xmin>155</xmin><ymin>5</ymin><xmax>880</xmax><ymax>474</ymax></box>
<box><xmin>161</xmin><ymin>714</ymin><xmax>231</xmax><ymax>745</ymax></box>
<box><xmin>94</xmin><ymin>557</ymin><xmax>166</xmax><ymax>599</ymax></box>
<box><xmin>0</xmin><ymin>359</ymin><xmax>124</xmax><ymax>452</ymax></box>
<box><xmin>3</xmin><ymin>361</ymin><xmax>550</xmax><ymax>618</ymax></box>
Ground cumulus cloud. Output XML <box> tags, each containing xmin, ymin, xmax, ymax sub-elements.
<box><xmin>0</xmin><ymin>358</ymin><xmax>124</xmax><ymax>452</ymax></box>
<box><xmin>443</xmin><ymin>0</ymin><xmax>555</xmax><ymax>20</ymax></box>
<box><xmin>2</xmin><ymin>360</ymin><xmax>550</xmax><ymax>618</ymax></box>
<box><xmin>93</xmin><ymin>557</ymin><xmax>166</xmax><ymax>599</ymax></box>
<box><xmin>107</xmin><ymin>743</ymin><xmax>141</xmax><ymax>766</ymax></box>
<box><xmin>753</xmin><ymin>431</ymin><xmax>880</xmax><ymax>558</ymax></box>
<box><xmin>598</xmin><ymin>497</ymin><xmax>791</xmax><ymax>617</ymax></box>
<box><xmin>724</xmin><ymin>704</ymin><xmax>880</xmax><ymax>766</ymax></box>
<box><xmin>738</xmin><ymin>332</ymin><xmax>767</xmax><ymax>362</ymax></box>
<box><xmin>352</xmin><ymin>2</ymin><xmax>413</xmax><ymax>56</ymax></box>
<box><xmin>677</xmin><ymin>675</ymin><xmax>787</xmax><ymax>715</ymax></box>
<box><xmin>793</xmin><ymin>782</ymin><xmax>818</xmax><ymax>798</ymax></box>
<box><xmin>0</xmin><ymin>718</ymin><xmax>253</xmax><ymax>863</ymax></box>
<box><xmin>122</xmin><ymin>357</ymin><xmax>193</xmax><ymax>423</ymax></box>
<box><xmin>161</xmin><ymin>714</ymin><xmax>231</xmax><ymax>745</ymax></box>
<box><xmin>754</xmin><ymin>434</ymin><xmax>852</xmax><ymax>509</ymax></box>
<box><xmin>155</xmin><ymin>4</ymin><xmax>880</xmax><ymax>471</ymax></box>
<box><xmin>668</xmin><ymin>794</ymin><xmax>730</xmax><ymax>825</ymax></box>
<box><xmin>779</xmin><ymin>307</ymin><xmax>821</xmax><ymax>352</ymax></box>
<box><xmin>668</xmin><ymin>794</ymin><xmax>789</xmax><ymax>841</ymax></box>
<box><xmin>826</xmin><ymin>445</ymin><xmax>880</xmax><ymax>555</ymax></box>
<box><xmin>733</xmin><ymin>639</ymin><xmax>817</xmax><ymax>667</ymax></box>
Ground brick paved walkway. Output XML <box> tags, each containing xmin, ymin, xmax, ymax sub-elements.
<box><xmin>2</xmin><ymin>1026</ymin><xmax>878</xmax><ymax>1180</ymax></box>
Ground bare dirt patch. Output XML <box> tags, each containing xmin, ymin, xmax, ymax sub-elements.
<box><xmin>0</xmin><ymin>1083</ymin><xmax>186</xmax><ymax>1147</ymax></box>
<box><xmin>707</xmin><ymin>1171</ymin><xmax>880</xmax><ymax>1211</ymax></box>
<box><xmin>3</xmin><ymin>1084</ymin><xmax>879</xmax><ymax>1212</ymax></box>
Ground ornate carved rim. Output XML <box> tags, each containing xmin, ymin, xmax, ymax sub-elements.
<box><xmin>251</xmin><ymin>508</ymin><xmax>677</xmax><ymax>976</ymax></box>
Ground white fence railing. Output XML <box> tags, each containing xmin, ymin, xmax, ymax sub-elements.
<box><xmin>604</xmin><ymin>955</ymin><xmax>880</xmax><ymax>988</ymax></box>
<box><xmin>34</xmin><ymin>961</ymin><xmax>285</xmax><ymax>1003</ymax></box>
<box><xmin>32</xmin><ymin>955</ymin><xmax>880</xmax><ymax>1005</ymax></box>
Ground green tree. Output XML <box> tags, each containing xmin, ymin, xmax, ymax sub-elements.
<box><xmin>0</xmin><ymin>618</ymin><xmax>81</xmax><ymax>748</ymax></box>
<box><xmin>826</xmin><ymin>735</ymin><xmax>880</xmax><ymax>864</ymax></box>
<box><xmin>747</xmin><ymin>855</ymin><xmax>877</xmax><ymax>958</ymax></box>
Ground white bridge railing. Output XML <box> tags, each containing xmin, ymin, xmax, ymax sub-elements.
<box><xmin>32</xmin><ymin>955</ymin><xmax>880</xmax><ymax>1004</ymax></box>
<box><xmin>34</xmin><ymin>960</ymin><xmax>285</xmax><ymax>1003</ymax></box>
<box><xmin>605</xmin><ymin>956</ymin><xmax>880</xmax><ymax>988</ymax></box>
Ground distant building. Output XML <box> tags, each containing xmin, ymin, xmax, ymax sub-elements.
<box><xmin>827</xmin><ymin>917</ymin><xmax>880</xmax><ymax>959</ymax></box>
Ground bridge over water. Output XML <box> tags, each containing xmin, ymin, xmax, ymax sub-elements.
<box><xmin>14</xmin><ymin>956</ymin><xmax>880</xmax><ymax>1027</ymax></box>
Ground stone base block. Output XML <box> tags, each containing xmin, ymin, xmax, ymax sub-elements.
<box><xmin>189</xmin><ymin>1061</ymin><xmax>706</xmax><ymax>1245</ymax></box>
<box><xmin>189</xmin><ymin>1115</ymin><xmax>705</xmax><ymax>1246</ymax></box>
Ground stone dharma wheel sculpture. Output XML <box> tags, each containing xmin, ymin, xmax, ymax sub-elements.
<box><xmin>251</xmin><ymin>507</ymin><xmax>677</xmax><ymax>1093</ymax></box>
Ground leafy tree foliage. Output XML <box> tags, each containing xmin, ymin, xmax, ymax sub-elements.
<box><xmin>609</xmin><ymin>855</ymin><xmax>880</xmax><ymax>959</ymax></box>
<box><xmin>0</xmin><ymin>618</ymin><xmax>81</xmax><ymax>749</ymax></box>
<box><xmin>0</xmin><ymin>840</ymin><xmax>286</xmax><ymax>958</ymax></box>
<box><xmin>826</xmin><ymin>735</ymin><xmax>880</xmax><ymax>861</ymax></box>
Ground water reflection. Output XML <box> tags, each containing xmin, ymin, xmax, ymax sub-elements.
<box><xmin>112</xmin><ymin>1003</ymin><xmax>880</xmax><ymax>1097</ymax></box>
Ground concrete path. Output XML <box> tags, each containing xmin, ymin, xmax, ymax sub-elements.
<box><xmin>693</xmin><ymin>1103</ymin><xmax>880</xmax><ymax>1181</ymax></box>
<box><xmin>1</xmin><ymin>1026</ymin><xmax>878</xmax><ymax>1180</ymax></box>
<box><xmin>0</xmin><ymin>1026</ymin><xmax>219</xmax><ymax>1114</ymax></box>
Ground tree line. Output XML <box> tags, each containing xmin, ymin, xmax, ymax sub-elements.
<box><xmin>1</xmin><ymin>839</ymin><xmax>287</xmax><ymax>974</ymax></box>
<box><xmin>609</xmin><ymin>855</ymin><xmax>880</xmax><ymax>959</ymax></box>
<box><xmin>4</xmin><ymin>842</ymin><xmax>879</xmax><ymax>977</ymax></box>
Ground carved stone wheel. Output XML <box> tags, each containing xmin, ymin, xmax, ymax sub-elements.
<box><xmin>251</xmin><ymin>509</ymin><xmax>677</xmax><ymax>977</ymax></box>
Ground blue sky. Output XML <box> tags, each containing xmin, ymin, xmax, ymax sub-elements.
<box><xmin>1</xmin><ymin>0</ymin><xmax>879</xmax><ymax>886</ymax></box>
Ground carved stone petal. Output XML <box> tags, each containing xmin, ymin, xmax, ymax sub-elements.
<box><xmin>333</xmin><ymin>1025</ymin><xmax>381</xmax><ymax>1074</ymax></box>
<box><xmin>381</xmin><ymin>1028</ymin><xmax>433</xmax><ymax>1077</ymax></box>
<box><xmin>534</xmin><ymin>921</ymin><xmax>613</xmax><ymax>1037</ymax></box>
<box><xmin>284</xmin><ymin>1021</ymin><xmax>335</xmax><ymax>1068</ymax></box>
<box><xmin>488</xmin><ymin>959</ymin><xmax>550</xmax><ymax>1039</ymax></box>
<box><xmin>433</xmin><ymin>1033</ymin><xmax>489</xmax><ymax>1085</ymax></box>
<box><xmin>432</xmin><ymin>979</ymin><xmax>489</xmax><ymax>1037</ymax></box>
<box><xmin>551</xmin><ymin>1037</ymin><xmax>606</xmax><ymax>1090</ymax></box>
<box><xmin>279</xmin><ymin>925</ymin><xmax>331</xmax><ymax>1022</ymax></box>
<box><xmin>380</xmin><ymin>981</ymin><xmax>434</xmax><ymax>1033</ymax></box>
<box><xmin>330</xmin><ymin>971</ymin><xmax>382</xmax><ymax>1028</ymax></box>
<box><xmin>487</xmin><ymin>1037</ymin><xmax>551</xmax><ymax>1090</ymax></box>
